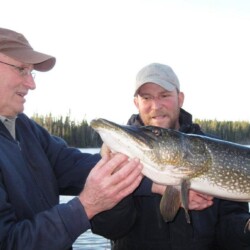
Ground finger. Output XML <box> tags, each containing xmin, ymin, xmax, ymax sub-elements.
<box><xmin>195</xmin><ymin>192</ymin><xmax>213</xmax><ymax>200</ymax></box>
<box><xmin>189</xmin><ymin>190</ymin><xmax>214</xmax><ymax>201</ymax></box>
<box><xmin>188</xmin><ymin>191</ymin><xmax>214</xmax><ymax>210</ymax></box>
<box><xmin>111</xmin><ymin>158</ymin><xmax>143</xmax><ymax>190</ymax></box>
<box><xmin>191</xmin><ymin>195</ymin><xmax>213</xmax><ymax>205</ymax></box>
<box><xmin>92</xmin><ymin>154</ymin><xmax>111</xmax><ymax>170</ymax></box>
<box><xmin>189</xmin><ymin>199</ymin><xmax>213</xmax><ymax>210</ymax></box>
<box><xmin>105</xmin><ymin>153</ymin><xmax>130</xmax><ymax>175</ymax></box>
<box><xmin>100</xmin><ymin>143</ymin><xmax>112</xmax><ymax>157</ymax></box>
<box><xmin>95</xmin><ymin>153</ymin><xmax>128</xmax><ymax>174</ymax></box>
<box><xmin>152</xmin><ymin>183</ymin><xmax>167</xmax><ymax>195</ymax></box>
<box><xmin>195</xmin><ymin>203</ymin><xmax>212</xmax><ymax>210</ymax></box>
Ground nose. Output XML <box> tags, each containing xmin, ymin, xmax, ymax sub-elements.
<box><xmin>151</xmin><ymin>98</ymin><xmax>162</xmax><ymax>109</ymax></box>
<box><xmin>23</xmin><ymin>75</ymin><xmax>36</xmax><ymax>90</ymax></box>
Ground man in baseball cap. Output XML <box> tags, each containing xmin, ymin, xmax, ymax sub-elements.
<box><xmin>92</xmin><ymin>62</ymin><xmax>250</xmax><ymax>249</ymax></box>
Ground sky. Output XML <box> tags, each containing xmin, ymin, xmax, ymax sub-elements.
<box><xmin>1</xmin><ymin>0</ymin><xmax>250</xmax><ymax>124</ymax></box>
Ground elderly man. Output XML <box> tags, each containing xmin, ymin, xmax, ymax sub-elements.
<box><xmin>0</xmin><ymin>27</ymin><xmax>143</xmax><ymax>250</ymax></box>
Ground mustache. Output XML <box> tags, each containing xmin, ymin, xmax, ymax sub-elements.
<box><xmin>150</xmin><ymin>111</ymin><xmax>168</xmax><ymax>118</ymax></box>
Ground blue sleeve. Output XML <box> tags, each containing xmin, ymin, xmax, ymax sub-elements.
<box><xmin>0</xmin><ymin>114</ymin><xmax>100</xmax><ymax>249</ymax></box>
<box><xmin>0</xmin><ymin>190</ymin><xmax>90</xmax><ymax>250</ymax></box>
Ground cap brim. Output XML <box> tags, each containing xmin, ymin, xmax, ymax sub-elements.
<box><xmin>134</xmin><ymin>80</ymin><xmax>176</xmax><ymax>96</ymax></box>
<box><xmin>2</xmin><ymin>48</ymin><xmax>56</xmax><ymax>72</ymax></box>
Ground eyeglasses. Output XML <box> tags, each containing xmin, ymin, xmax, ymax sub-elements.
<box><xmin>0</xmin><ymin>60</ymin><xmax>36</xmax><ymax>79</ymax></box>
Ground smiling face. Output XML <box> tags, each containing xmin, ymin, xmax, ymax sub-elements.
<box><xmin>134</xmin><ymin>83</ymin><xmax>184</xmax><ymax>129</ymax></box>
<box><xmin>0</xmin><ymin>53</ymin><xmax>36</xmax><ymax>117</ymax></box>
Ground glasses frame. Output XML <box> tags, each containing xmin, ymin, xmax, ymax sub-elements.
<box><xmin>0</xmin><ymin>60</ymin><xmax>35</xmax><ymax>79</ymax></box>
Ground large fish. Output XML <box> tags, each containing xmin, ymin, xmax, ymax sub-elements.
<box><xmin>90</xmin><ymin>118</ymin><xmax>250</xmax><ymax>223</ymax></box>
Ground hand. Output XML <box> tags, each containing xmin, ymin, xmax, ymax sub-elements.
<box><xmin>79</xmin><ymin>153</ymin><xmax>143</xmax><ymax>219</ymax></box>
<box><xmin>188</xmin><ymin>190</ymin><xmax>213</xmax><ymax>210</ymax></box>
<box><xmin>152</xmin><ymin>184</ymin><xmax>213</xmax><ymax>211</ymax></box>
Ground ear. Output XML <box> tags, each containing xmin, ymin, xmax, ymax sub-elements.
<box><xmin>134</xmin><ymin>96</ymin><xmax>139</xmax><ymax>109</ymax></box>
<box><xmin>178</xmin><ymin>92</ymin><xmax>184</xmax><ymax>108</ymax></box>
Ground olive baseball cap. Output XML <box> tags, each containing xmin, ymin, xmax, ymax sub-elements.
<box><xmin>0</xmin><ymin>27</ymin><xmax>56</xmax><ymax>71</ymax></box>
<box><xmin>134</xmin><ymin>63</ymin><xmax>180</xmax><ymax>96</ymax></box>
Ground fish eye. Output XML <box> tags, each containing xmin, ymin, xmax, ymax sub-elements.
<box><xmin>152</xmin><ymin>127</ymin><xmax>162</xmax><ymax>136</ymax></box>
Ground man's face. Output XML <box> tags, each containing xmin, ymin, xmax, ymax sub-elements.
<box><xmin>134</xmin><ymin>83</ymin><xmax>184</xmax><ymax>129</ymax></box>
<box><xmin>0</xmin><ymin>54</ymin><xmax>35</xmax><ymax>117</ymax></box>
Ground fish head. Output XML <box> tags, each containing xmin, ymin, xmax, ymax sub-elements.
<box><xmin>90</xmin><ymin>118</ymin><xmax>193</xmax><ymax>184</ymax></box>
<box><xmin>91</xmin><ymin>118</ymin><xmax>161</xmax><ymax>158</ymax></box>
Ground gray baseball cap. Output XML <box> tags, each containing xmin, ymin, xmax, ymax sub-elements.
<box><xmin>134</xmin><ymin>63</ymin><xmax>180</xmax><ymax>96</ymax></box>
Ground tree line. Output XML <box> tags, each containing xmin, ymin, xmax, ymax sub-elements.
<box><xmin>195</xmin><ymin>119</ymin><xmax>250</xmax><ymax>145</ymax></box>
<box><xmin>31</xmin><ymin>113</ymin><xmax>250</xmax><ymax>147</ymax></box>
<box><xmin>32</xmin><ymin>113</ymin><xmax>102</xmax><ymax>148</ymax></box>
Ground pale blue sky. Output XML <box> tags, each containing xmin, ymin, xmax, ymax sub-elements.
<box><xmin>1</xmin><ymin>0</ymin><xmax>250</xmax><ymax>124</ymax></box>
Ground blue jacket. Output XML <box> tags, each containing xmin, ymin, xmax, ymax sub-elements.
<box><xmin>91</xmin><ymin>110</ymin><xmax>250</xmax><ymax>250</ymax></box>
<box><xmin>0</xmin><ymin>113</ymin><xmax>101</xmax><ymax>250</ymax></box>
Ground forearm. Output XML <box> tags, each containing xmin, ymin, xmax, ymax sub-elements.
<box><xmin>0</xmin><ymin>198</ymin><xmax>90</xmax><ymax>250</ymax></box>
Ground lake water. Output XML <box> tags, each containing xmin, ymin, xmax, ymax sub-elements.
<box><xmin>60</xmin><ymin>148</ymin><xmax>111</xmax><ymax>250</ymax></box>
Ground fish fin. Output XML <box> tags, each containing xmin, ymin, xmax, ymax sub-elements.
<box><xmin>180</xmin><ymin>179</ymin><xmax>191</xmax><ymax>223</ymax></box>
<box><xmin>160</xmin><ymin>186</ymin><xmax>181</xmax><ymax>222</ymax></box>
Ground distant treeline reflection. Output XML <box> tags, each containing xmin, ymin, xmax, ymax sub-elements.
<box><xmin>31</xmin><ymin>113</ymin><xmax>250</xmax><ymax>147</ymax></box>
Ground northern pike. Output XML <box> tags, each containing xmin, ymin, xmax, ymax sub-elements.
<box><xmin>90</xmin><ymin>118</ymin><xmax>250</xmax><ymax>223</ymax></box>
